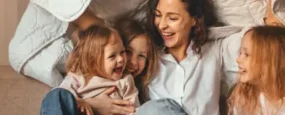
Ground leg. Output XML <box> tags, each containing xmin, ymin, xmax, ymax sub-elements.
<box><xmin>136</xmin><ymin>98</ymin><xmax>187</xmax><ymax>115</ymax></box>
<box><xmin>40</xmin><ymin>88</ymin><xmax>79</xmax><ymax>115</ymax></box>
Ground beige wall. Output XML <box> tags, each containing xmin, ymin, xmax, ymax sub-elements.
<box><xmin>0</xmin><ymin>0</ymin><xmax>28</xmax><ymax>66</ymax></box>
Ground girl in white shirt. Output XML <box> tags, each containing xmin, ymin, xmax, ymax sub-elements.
<box><xmin>228</xmin><ymin>26</ymin><xmax>285</xmax><ymax>115</ymax></box>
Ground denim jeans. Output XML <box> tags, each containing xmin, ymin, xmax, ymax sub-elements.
<box><xmin>136</xmin><ymin>98</ymin><xmax>187</xmax><ymax>115</ymax></box>
<box><xmin>40</xmin><ymin>88</ymin><xmax>80</xmax><ymax>115</ymax></box>
<box><xmin>41</xmin><ymin>88</ymin><xmax>187</xmax><ymax>115</ymax></box>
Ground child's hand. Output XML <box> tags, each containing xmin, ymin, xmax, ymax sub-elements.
<box><xmin>76</xmin><ymin>98</ymin><xmax>94</xmax><ymax>115</ymax></box>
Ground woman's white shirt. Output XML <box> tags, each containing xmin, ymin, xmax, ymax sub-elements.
<box><xmin>148</xmin><ymin>27</ymin><xmax>249</xmax><ymax>115</ymax></box>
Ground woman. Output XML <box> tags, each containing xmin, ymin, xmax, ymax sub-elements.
<box><xmin>136</xmin><ymin>0</ymin><xmax>246</xmax><ymax>114</ymax></box>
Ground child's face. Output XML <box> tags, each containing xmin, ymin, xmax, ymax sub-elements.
<box><xmin>236</xmin><ymin>32</ymin><xmax>253</xmax><ymax>83</ymax></box>
<box><xmin>126</xmin><ymin>34</ymin><xmax>149</xmax><ymax>77</ymax></box>
<box><xmin>103</xmin><ymin>31</ymin><xmax>127</xmax><ymax>80</ymax></box>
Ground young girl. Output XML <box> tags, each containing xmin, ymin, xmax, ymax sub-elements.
<box><xmin>114</xmin><ymin>19</ymin><xmax>158</xmax><ymax>103</ymax></box>
<box><xmin>58</xmin><ymin>24</ymin><xmax>140</xmax><ymax>115</ymax></box>
<box><xmin>228</xmin><ymin>26</ymin><xmax>285</xmax><ymax>115</ymax></box>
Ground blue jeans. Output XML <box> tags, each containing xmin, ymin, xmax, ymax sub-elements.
<box><xmin>40</xmin><ymin>88</ymin><xmax>80</xmax><ymax>115</ymax></box>
<box><xmin>41</xmin><ymin>88</ymin><xmax>186</xmax><ymax>115</ymax></box>
<box><xmin>136</xmin><ymin>99</ymin><xmax>187</xmax><ymax>115</ymax></box>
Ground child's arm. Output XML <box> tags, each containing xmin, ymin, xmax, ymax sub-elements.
<box><xmin>120</xmin><ymin>75</ymin><xmax>140</xmax><ymax>108</ymax></box>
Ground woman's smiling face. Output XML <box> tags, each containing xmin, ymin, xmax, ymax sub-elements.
<box><xmin>154</xmin><ymin>0</ymin><xmax>195</xmax><ymax>49</ymax></box>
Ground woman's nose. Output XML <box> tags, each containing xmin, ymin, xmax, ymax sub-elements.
<box><xmin>158</xmin><ymin>18</ymin><xmax>168</xmax><ymax>30</ymax></box>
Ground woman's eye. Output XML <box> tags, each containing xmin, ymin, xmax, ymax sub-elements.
<box><xmin>155</xmin><ymin>14</ymin><xmax>161</xmax><ymax>17</ymax></box>
<box><xmin>169</xmin><ymin>17</ymin><xmax>178</xmax><ymax>21</ymax></box>
<box><xmin>154</xmin><ymin>11</ymin><xmax>161</xmax><ymax>17</ymax></box>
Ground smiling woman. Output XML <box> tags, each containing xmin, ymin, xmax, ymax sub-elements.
<box><xmin>135</xmin><ymin>0</ymin><xmax>243</xmax><ymax>114</ymax></box>
<box><xmin>148</xmin><ymin>0</ymin><xmax>217</xmax><ymax>59</ymax></box>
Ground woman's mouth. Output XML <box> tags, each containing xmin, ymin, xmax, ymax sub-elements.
<box><xmin>161</xmin><ymin>32</ymin><xmax>175</xmax><ymax>39</ymax></box>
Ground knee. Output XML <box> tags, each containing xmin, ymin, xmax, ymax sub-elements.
<box><xmin>43</xmin><ymin>88</ymin><xmax>74</xmax><ymax>102</ymax></box>
<box><xmin>137</xmin><ymin>98</ymin><xmax>186</xmax><ymax>115</ymax></box>
<box><xmin>143</xmin><ymin>98</ymin><xmax>180</xmax><ymax>107</ymax></box>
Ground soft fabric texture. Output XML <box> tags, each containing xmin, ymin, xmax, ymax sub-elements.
<box><xmin>58</xmin><ymin>72</ymin><xmax>140</xmax><ymax>107</ymax></box>
<box><xmin>136</xmin><ymin>99</ymin><xmax>187</xmax><ymax>115</ymax></box>
<box><xmin>233</xmin><ymin>94</ymin><xmax>285</xmax><ymax>115</ymax></box>
<box><xmin>259</xmin><ymin>94</ymin><xmax>285</xmax><ymax>115</ymax></box>
<box><xmin>213</xmin><ymin>0</ymin><xmax>285</xmax><ymax>26</ymax></box>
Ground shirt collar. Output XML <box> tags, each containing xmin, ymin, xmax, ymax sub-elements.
<box><xmin>160</xmin><ymin>41</ymin><xmax>194</xmax><ymax>63</ymax></box>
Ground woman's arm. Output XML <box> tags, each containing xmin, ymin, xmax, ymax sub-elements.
<box><xmin>264</xmin><ymin>0</ymin><xmax>284</xmax><ymax>26</ymax></box>
<box><xmin>84</xmin><ymin>87</ymin><xmax>135</xmax><ymax>115</ymax></box>
<box><xmin>219</xmin><ymin>27</ymin><xmax>250</xmax><ymax>95</ymax></box>
<box><xmin>30</xmin><ymin>0</ymin><xmax>92</xmax><ymax>22</ymax></box>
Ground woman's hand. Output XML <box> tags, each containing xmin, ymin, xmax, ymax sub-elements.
<box><xmin>84</xmin><ymin>86</ymin><xmax>135</xmax><ymax>115</ymax></box>
<box><xmin>76</xmin><ymin>98</ymin><xmax>94</xmax><ymax>115</ymax></box>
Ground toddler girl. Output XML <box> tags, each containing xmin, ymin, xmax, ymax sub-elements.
<box><xmin>58</xmin><ymin>24</ymin><xmax>140</xmax><ymax>115</ymax></box>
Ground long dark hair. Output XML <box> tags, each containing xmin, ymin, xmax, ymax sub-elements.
<box><xmin>146</xmin><ymin>0</ymin><xmax>217</xmax><ymax>55</ymax></box>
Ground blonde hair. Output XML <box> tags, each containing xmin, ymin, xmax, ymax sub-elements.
<box><xmin>114</xmin><ymin>19</ymin><xmax>159</xmax><ymax>103</ymax></box>
<box><xmin>228</xmin><ymin>26</ymin><xmax>285</xmax><ymax>115</ymax></box>
<box><xmin>66</xmin><ymin>25</ymin><xmax>114</xmax><ymax>80</ymax></box>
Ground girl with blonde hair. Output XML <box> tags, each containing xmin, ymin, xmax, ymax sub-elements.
<box><xmin>114</xmin><ymin>19</ymin><xmax>159</xmax><ymax>103</ymax></box>
<box><xmin>228</xmin><ymin>26</ymin><xmax>285</xmax><ymax>115</ymax></box>
<box><xmin>42</xmin><ymin>24</ymin><xmax>140</xmax><ymax>115</ymax></box>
